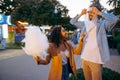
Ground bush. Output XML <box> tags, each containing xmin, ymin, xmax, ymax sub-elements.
<box><xmin>69</xmin><ymin>68</ymin><xmax>84</xmax><ymax>80</ymax></box>
<box><xmin>114</xmin><ymin>30</ymin><xmax>120</xmax><ymax>37</ymax></box>
<box><xmin>107</xmin><ymin>36</ymin><xmax>113</xmax><ymax>48</ymax></box>
<box><xmin>6</xmin><ymin>43</ymin><xmax>22</xmax><ymax>49</ymax></box>
<box><xmin>117</xmin><ymin>43</ymin><xmax>120</xmax><ymax>54</ymax></box>
<box><xmin>107</xmin><ymin>30</ymin><xmax>120</xmax><ymax>48</ymax></box>
<box><xmin>113</xmin><ymin>35</ymin><xmax>120</xmax><ymax>48</ymax></box>
<box><xmin>69</xmin><ymin>68</ymin><xmax>120</xmax><ymax>80</ymax></box>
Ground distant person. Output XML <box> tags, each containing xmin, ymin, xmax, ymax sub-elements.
<box><xmin>70</xmin><ymin>4</ymin><xmax>119</xmax><ymax>80</ymax></box>
<box><xmin>34</xmin><ymin>25</ymin><xmax>84</xmax><ymax>80</ymax></box>
<box><xmin>72</xmin><ymin>29</ymin><xmax>81</xmax><ymax>45</ymax></box>
<box><xmin>72</xmin><ymin>30</ymin><xmax>78</xmax><ymax>45</ymax></box>
<box><xmin>46</xmin><ymin>27</ymin><xmax>54</xmax><ymax>41</ymax></box>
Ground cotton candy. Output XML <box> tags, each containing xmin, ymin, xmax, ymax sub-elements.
<box><xmin>22</xmin><ymin>25</ymin><xmax>49</xmax><ymax>57</ymax></box>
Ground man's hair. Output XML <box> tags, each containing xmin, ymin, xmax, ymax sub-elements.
<box><xmin>89</xmin><ymin>3</ymin><xmax>102</xmax><ymax>19</ymax></box>
<box><xmin>49</xmin><ymin>25</ymin><xmax>62</xmax><ymax>47</ymax></box>
<box><xmin>89</xmin><ymin>3</ymin><xmax>102</xmax><ymax>11</ymax></box>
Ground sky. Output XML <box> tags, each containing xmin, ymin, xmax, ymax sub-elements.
<box><xmin>57</xmin><ymin>0</ymin><xmax>113</xmax><ymax>18</ymax></box>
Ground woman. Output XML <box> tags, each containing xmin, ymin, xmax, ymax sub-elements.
<box><xmin>34</xmin><ymin>25</ymin><xmax>84</xmax><ymax>80</ymax></box>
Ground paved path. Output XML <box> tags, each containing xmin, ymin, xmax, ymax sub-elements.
<box><xmin>104</xmin><ymin>49</ymin><xmax>120</xmax><ymax>73</ymax></box>
<box><xmin>0</xmin><ymin>49</ymin><xmax>120</xmax><ymax>80</ymax></box>
<box><xmin>0</xmin><ymin>49</ymin><xmax>50</xmax><ymax>80</ymax></box>
<box><xmin>0</xmin><ymin>49</ymin><xmax>24</xmax><ymax>60</ymax></box>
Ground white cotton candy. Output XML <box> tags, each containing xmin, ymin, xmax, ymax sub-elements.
<box><xmin>22</xmin><ymin>25</ymin><xmax>49</xmax><ymax>57</ymax></box>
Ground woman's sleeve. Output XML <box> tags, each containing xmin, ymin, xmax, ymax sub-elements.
<box><xmin>34</xmin><ymin>44</ymin><xmax>52</xmax><ymax>65</ymax></box>
<box><xmin>36</xmin><ymin>54</ymin><xmax>51</xmax><ymax>65</ymax></box>
<box><xmin>73</xmin><ymin>34</ymin><xmax>85</xmax><ymax>55</ymax></box>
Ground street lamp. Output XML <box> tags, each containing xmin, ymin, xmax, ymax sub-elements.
<box><xmin>54</xmin><ymin>8</ymin><xmax>58</xmax><ymax>14</ymax></box>
<box><xmin>54</xmin><ymin>8</ymin><xmax>58</xmax><ymax>25</ymax></box>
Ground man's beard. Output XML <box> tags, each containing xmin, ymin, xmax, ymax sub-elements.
<box><xmin>89</xmin><ymin>16</ymin><xmax>93</xmax><ymax>21</ymax></box>
<box><xmin>89</xmin><ymin>18</ymin><xmax>92</xmax><ymax>21</ymax></box>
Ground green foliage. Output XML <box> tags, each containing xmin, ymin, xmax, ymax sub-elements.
<box><xmin>114</xmin><ymin>30</ymin><xmax>120</xmax><ymax>36</ymax></box>
<box><xmin>107</xmin><ymin>0</ymin><xmax>120</xmax><ymax>9</ymax></box>
<box><xmin>11</xmin><ymin>2</ymin><xmax>32</xmax><ymax>23</ymax></box>
<box><xmin>117</xmin><ymin>43</ymin><xmax>120</xmax><ymax>54</ymax></box>
<box><xmin>7</xmin><ymin>43</ymin><xmax>22</xmax><ymax>49</ymax></box>
<box><xmin>11</xmin><ymin>0</ymin><xmax>70</xmax><ymax>27</ymax></box>
<box><xmin>107</xmin><ymin>0</ymin><xmax>120</xmax><ymax>15</ymax></box>
<box><xmin>69</xmin><ymin>68</ymin><xmax>120</xmax><ymax>80</ymax></box>
<box><xmin>1</xmin><ymin>0</ymin><xmax>73</xmax><ymax>30</ymax></box>
<box><xmin>0</xmin><ymin>0</ymin><xmax>18</xmax><ymax>15</ymax></box>
<box><xmin>112</xmin><ymin>31</ymin><xmax>120</xmax><ymax>48</ymax></box>
<box><xmin>69</xmin><ymin>68</ymin><xmax>84</xmax><ymax>80</ymax></box>
<box><xmin>107</xmin><ymin>36</ymin><xmax>113</xmax><ymax>48</ymax></box>
<box><xmin>102</xmin><ymin>68</ymin><xmax>120</xmax><ymax>80</ymax></box>
<box><xmin>29</xmin><ymin>0</ymin><xmax>55</xmax><ymax>26</ymax></box>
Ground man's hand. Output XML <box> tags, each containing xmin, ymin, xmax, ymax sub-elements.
<box><xmin>81</xmin><ymin>9</ymin><xmax>87</xmax><ymax>15</ymax></box>
<box><xmin>92</xmin><ymin>7</ymin><xmax>102</xmax><ymax>16</ymax></box>
<box><xmin>78</xmin><ymin>9</ymin><xmax>87</xmax><ymax>18</ymax></box>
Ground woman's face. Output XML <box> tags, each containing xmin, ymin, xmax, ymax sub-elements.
<box><xmin>61</xmin><ymin>28</ymin><xmax>68</xmax><ymax>39</ymax></box>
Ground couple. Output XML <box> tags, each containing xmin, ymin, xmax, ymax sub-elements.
<box><xmin>34</xmin><ymin>4</ymin><xmax>119</xmax><ymax>80</ymax></box>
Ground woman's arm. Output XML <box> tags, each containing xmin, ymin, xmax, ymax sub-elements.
<box><xmin>34</xmin><ymin>54</ymin><xmax>51</xmax><ymax>65</ymax></box>
<box><xmin>73</xmin><ymin>34</ymin><xmax>85</xmax><ymax>55</ymax></box>
<box><xmin>33</xmin><ymin>43</ymin><xmax>53</xmax><ymax>65</ymax></box>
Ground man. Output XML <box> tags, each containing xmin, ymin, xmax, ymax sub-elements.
<box><xmin>72</xmin><ymin>30</ymin><xmax>79</xmax><ymax>45</ymax></box>
<box><xmin>70</xmin><ymin>5</ymin><xmax>119</xmax><ymax>80</ymax></box>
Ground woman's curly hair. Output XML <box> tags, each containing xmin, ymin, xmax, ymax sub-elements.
<box><xmin>49</xmin><ymin>25</ymin><xmax>62</xmax><ymax>47</ymax></box>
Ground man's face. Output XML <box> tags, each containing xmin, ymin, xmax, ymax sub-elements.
<box><xmin>87</xmin><ymin>9</ymin><xmax>95</xmax><ymax>20</ymax></box>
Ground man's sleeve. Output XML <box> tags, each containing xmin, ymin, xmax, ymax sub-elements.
<box><xmin>70</xmin><ymin>15</ymin><xmax>84</xmax><ymax>29</ymax></box>
<box><xmin>102</xmin><ymin>12</ymin><xmax>119</xmax><ymax>31</ymax></box>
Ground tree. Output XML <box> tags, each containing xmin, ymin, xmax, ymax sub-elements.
<box><xmin>11</xmin><ymin>2</ymin><xmax>33</xmax><ymax>24</ymax></box>
<box><xmin>0</xmin><ymin>0</ymin><xmax>18</xmax><ymax>15</ymax></box>
<box><xmin>107</xmin><ymin>0</ymin><xmax>120</xmax><ymax>9</ymax></box>
<box><xmin>11</xmin><ymin>0</ymin><xmax>70</xmax><ymax>27</ymax></box>
<box><xmin>107</xmin><ymin>0</ymin><xmax>120</xmax><ymax>15</ymax></box>
<box><xmin>30</xmin><ymin>0</ymin><xmax>55</xmax><ymax>25</ymax></box>
<box><xmin>90</xmin><ymin>0</ymin><xmax>103</xmax><ymax>11</ymax></box>
<box><xmin>106</xmin><ymin>0</ymin><xmax>120</xmax><ymax>29</ymax></box>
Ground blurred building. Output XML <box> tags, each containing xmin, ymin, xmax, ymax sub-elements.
<box><xmin>0</xmin><ymin>14</ymin><xmax>11</xmax><ymax>49</ymax></box>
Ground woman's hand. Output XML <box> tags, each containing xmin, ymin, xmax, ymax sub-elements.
<box><xmin>80</xmin><ymin>34</ymin><xmax>85</xmax><ymax>41</ymax></box>
<box><xmin>34</xmin><ymin>55</ymin><xmax>39</xmax><ymax>62</ymax></box>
